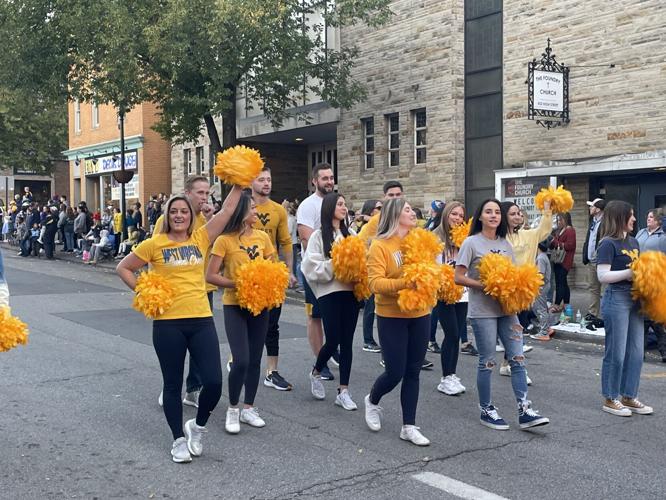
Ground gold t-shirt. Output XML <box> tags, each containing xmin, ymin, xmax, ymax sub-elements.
<box><xmin>132</xmin><ymin>226</ymin><xmax>212</xmax><ymax>320</ymax></box>
<box><xmin>210</xmin><ymin>230</ymin><xmax>275</xmax><ymax>306</ymax></box>
<box><xmin>254</xmin><ymin>199</ymin><xmax>293</xmax><ymax>255</ymax></box>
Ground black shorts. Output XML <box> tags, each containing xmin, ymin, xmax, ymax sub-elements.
<box><xmin>303</xmin><ymin>279</ymin><xmax>321</xmax><ymax>319</ymax></box>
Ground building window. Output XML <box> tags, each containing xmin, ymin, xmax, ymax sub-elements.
<box><xmin>209</xmin><ymin>146</ymin><xmax>219</xmax><ymax>184</ymax></box>
<box><xmin>195</xmin><ymin>146</ymin><xmax>204</xmax><ymax>175</ymax></box>
<box><xmin>184</xmin><ymin>148</ymin><xmax>193</xmax><ymax>175</ymax></box>
<box><xmin>74</xmin><ymin>100</ymin><xmax>81</xmax><ymax>133</ymax></box>
<box><xmin>386</xmin><ymin>113</ymin><xmax>399</xmax><ymax>167</ymax></box>
<box><xmin>413</xmin><ymin>109</ymin><xmax>427</xmax><ymax>164</ymax></box>
<box><xmin>362</xmin><ymin>117</ymin><xmax>374</xmax><ymax>170</ymax></box>
<box><xmin>91</xmin><ymin>101</ymin><xmax>99</xmax><ymax>128</ymax></box>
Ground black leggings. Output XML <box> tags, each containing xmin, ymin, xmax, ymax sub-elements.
<box><xmin>370</xmin><ymin>314</ymin><xmax>429</xmax><ymax>425</ymax></box>
<box><xmin>265</xmin><ymin>306</ymin><xmax>281</xmax><ymax>357</ymax></box>
<box><xmin>153</xmin><ymin>317</ymin><xmax>222</xmax><ymax>440</ymax></box>
<box><xmin>436</xmin><ymin>301</ymin><xmax>468</xmax><ymax>377</ymax></box>
<box><xmin>223</xmin><ymin>306</ymin><xmax>269</xmax><ymax>406</ymax></box>
<box><xmin>315</xmin><ymin>291</ymin><xmax>360</xmax><ymax>386</ymax></box>
<box><xmin>553</xmin><ymin>264</ymin><xmax>570</xmax><ymax>305</ymax></box>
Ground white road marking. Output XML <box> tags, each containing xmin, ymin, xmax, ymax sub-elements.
<box><xmin>413</xmin><ymin>472</ymin><xmax>510</xmax><ymax>500</ymax></box>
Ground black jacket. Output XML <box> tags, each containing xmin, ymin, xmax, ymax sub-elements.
<box><xmin>582</xmin><ymin>218</ymin><xmax>602</xmax><ymax>266</ymax></box>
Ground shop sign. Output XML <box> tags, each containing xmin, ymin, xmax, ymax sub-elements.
<box><xmin>111</xmin><ymin>174</ymin><xmax>139</xmax><ymax>200</ymax></box>
<box><xmin>85</xmin><ymin>151</ymin><xmax>137</xmax><ymax>176</ymax></box>
<box><xmin>503</xmin><ymin>177</ymin><xmax>551</xmax><ymax>224</ymax></box>
<box><xmin>533</xmin><ymin>70</ymin><xmax>563</xmax><ymax>112</ymax></box>
<box><xmin>527</xmin><ymin>39</ymin><xmax>569</xmax><ymax>129</ymax></box>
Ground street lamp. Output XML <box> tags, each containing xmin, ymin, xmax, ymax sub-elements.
<box><xmin>112</xmin><ymin>108</ymin><xmax>133</xmax><ymax>240</ymax></box>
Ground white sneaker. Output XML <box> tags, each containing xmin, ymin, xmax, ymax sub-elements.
<box><xmin>183</xmin><ymin>389</ymin><xmax>200</xmax><ymax>408</ymax></box>
<box><xmin>364</xmin><ymin>394</ymin><xmax>382</xmax><ymax>431</ymax></box>
<box><xmin>437</xmin><ymin>375</ymin><xmax>464</xmax><ymax>396</ymax></box>
<box><xmin>496</xmin><ymin>344</ymin><xmax>505</xmax><ymax>352</ymax></box>
<box><xmin>309</xmin><ymin>371</ymin><xmax>325</xmax><ymax>400</ymax></box>
<box><xmin>184</xmin><ymin>418</ymin><xmax>206</xmax><ymax>456</ymax></box>
<box><xmin>451</xmin><ymin>374</ymin><xmax>466</xmax><ymax>392</ymax></box>
<box><xmin>225</xmin><ymin>407</ymin><xmax>240</xmax><ymax>434</ymax></box>
<box><xmin>335</xmin><ymin>389</ymin><xmax>358</xmax><ymax>411</ymax></box>
<box><xmin>499</xmin><ymin>365</ymin><xmax>532</xmax><ymax>385</ymax></box>
<box><xmin>240</xmin><ymin>407</ymin><xmax>266</xmax><ymax>427</ymax></box>
<box><xmin>171</xmin><ymin>437</ymin><xmax>192</xmax><ymax>463</ymax></box>
<box><xmin>226</xmin><ymin>360</ymin><xmax>232</xmax><ymax>373</ymax></box>
<box><xmin>158</xmin><ymin>390</ymin><xmax>163</xmax><ymax>407</ymax></box>
<box><xmin>399</xmin><ymin>425</ymin><xmax>430</xmax><ymax>446</ymax></box>
<box><xmin>523</xmin><ymin>345</ymin><xmax>534</xmax><ymax>353</ymax></box>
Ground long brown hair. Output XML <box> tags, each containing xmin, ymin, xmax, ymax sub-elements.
<box><xmin>599</xmin><ymin>200</ymin><xmax>633</xmax><ymax>241</ymax></box>
<box><xmin>434</xmin><ymin>201</ymin><xmax>464</xmax><ymax>254</ymax></box>
<box><xmin>161</xmin><ymin>195</ymin><xmax>196</xmax><ymax>236</ymax></box>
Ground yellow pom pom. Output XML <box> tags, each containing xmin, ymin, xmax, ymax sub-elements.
<box><xmin>353</xmin><ymin>278</ymin><xmax>372</xmax><ymax>301</ymax></box>
<box><xmin>478</xmin><ymin>254</ymin><xmax>543</xmax><ymax>315</ymax></box>
<box><xmin>629</xmin><ymin>251</ymin><xmax>666</xmax><ymax>323</ymax></box>
<box><xmin>397</xmin><ymin>263</ymin><xmax>441</xmax><ymax>313</ymax></box>
<box><xmin>331</xmin><ymin>235</ymin><xmax>368</xmax><ymax>283</ymax></box>
<box><xmin>236</xmin><ymin>259</ymin><xmax>290</xmax><ymax>316</ymax></box>
<box><xmin>133</xmin><ymin>271</ymin><xmax>176</xmax><ymax>319</ymax></box>
<box><xmin>535</xmin><ymin>185</ymin><xmax>574</xmax><ymax>214</ymax></box>
<box><xmin>214</xmin><ymin>145</ymin><xmax>265</xmax><ymax>187</ymax></box>
<box><xmin>450</xmin><ymin>218</ymin><xmax>472</xmax><ymax>249</ymax></box>
<box><xmin>401</xmin><ymin>228</ymin><xmax>443</xmax><ymax>266</ymax></box>
<box><xmin>0</xmin><ymin>306</ymin><xmax>29</xmax><ymax>352</ymax></box>
<box><xmin>438</xmin><ymin>264</ymin><xmax>464</xmax><ymax>304</ymax></box>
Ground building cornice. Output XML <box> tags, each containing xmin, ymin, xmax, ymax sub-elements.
<box><xmin>62</xmin><ymin>135</ymin><xmax>144</xmax><ymax>160</ymax></box>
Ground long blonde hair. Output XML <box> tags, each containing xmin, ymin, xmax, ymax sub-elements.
<box><xmin>376</xmin><ymin>198</ymin><xmax>407</xmax><ymax>240</ymax></box>
<box><xmin>434</xmin><ymin>201</ymin><xmax>464</xmax><ymax>254</ymax></box>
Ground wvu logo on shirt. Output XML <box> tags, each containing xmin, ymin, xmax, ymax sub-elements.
<box><xmin>392</xmin><ymin>251</ymin><xmax>403</xmax><ymax>267</ymax></box>
<box><xmin>162</xmin><ymin>245</ymin><xmax>204</xmax><ymax>266</ymax></box>
<box><xmin>241</xmin><ymin>244</ymin><xmax>260</xmax><ymax>260</ymax></box>
<box><xmin>257</xmin><ymin>213</ymin><xmax>271</xmax><ymax>226</ymax></box>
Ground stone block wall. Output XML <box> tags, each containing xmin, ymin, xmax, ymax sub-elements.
<box><xmin>337</xmin><ymin>0</ymin><xmax>465</xmax><ymax>212</ymax></box>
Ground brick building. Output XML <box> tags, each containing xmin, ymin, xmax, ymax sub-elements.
<box><xmin>64</xmin><ymin>101</ymin><xmax>171</xmax><ymax>215</ymax></box>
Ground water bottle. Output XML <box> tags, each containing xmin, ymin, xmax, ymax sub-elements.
<box><xmin>565</xmin><ymin>304</ymin><xmax>574</xmax><ymax>322</ymax></box>
<box><xmin>559</xmin><ymin>311</ymin><xmax>568</xmax><ymax>325</ymax></box>
<box><xmin>575</xmin><ymin>309</ymin><xmax>582</xmax><ymax>325</ymax></box>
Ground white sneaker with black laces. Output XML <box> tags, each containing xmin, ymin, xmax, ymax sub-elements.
<box><xmin>309</xmin><ymin>370</ymin><xmax>326</xmax><ymax>400</ymax></box>
<box><xmin>184</xmin><ymin>418</ymin><xmax>206</xmax><ymax>456</ymax></box>
<box><xmin>335</xmin><ymin>389</ymin><xmax>358</xmax><ymax>410</ymax></box>
<box><xmin>171</xmin><ymin>437</ymin><xmax>192</xmax><ymax>463</ymax></box>
<box><xmin>364</xmin><ymin>394</ymin><xmax>382</xmax><ymax>431</ymax></box>
<box><xmin>399</xmin><ymin>425</ymin><xmax>430</xmax><ymax>446</ymax></box>
<box><xmin>240</xmin><ymin>407</ymin><xmax>266</xmax><ymax>427</ymax></box>
<box><xmin>225</xmin><ymin>407</ymin><xmax>240</xmax><ymax>434</ymax></box>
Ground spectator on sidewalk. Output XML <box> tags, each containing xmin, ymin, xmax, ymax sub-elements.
<box><xmin>42</xmin><ymin>206</ymin><xmax>59</xmax><ymax>260</ymax></box>
<box><xmin>87</xmin><ymin>229</ymin><xmax>111</xmax><ymax>265</ymax></box>
<box><xmin>550</xmin><ymin>212</ymin><xmax>576</xmax><ymax>312</ymax></box>
<box><xmin>73</xmin><ymin>206</ymin><xmax>88</xmax><ymax>253</ymax></box>
<box><xmin>582</xmin><ymin>198</ymin><xmax>606</xmax><ymax>322</ymax></box>
<box><xmin>531</xmin><ymin>241</ymin><xmax>556</xmax><ymax>341</ymax></box>
<box><xmin>63</xmin><ymin>207</ymin><xmax>75</xmax><ymax>253</ymax></box>
<box><xmin>112</xmin><ymin>208</ymin><xmax>123</xmax><ymax>256</ymax></box>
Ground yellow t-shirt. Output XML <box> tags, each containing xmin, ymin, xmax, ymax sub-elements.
<box><xmin>367</xmin><ymin>235</ymin><xmax>429</xmax><ymax>319</ymax></box>
<box><xmin>255</xmin><ymin>199</ymin><xmax>293</xmax><ymax>255</ymax></box>
<box><xmin>132</xmin><ymin>226</ymin><xmax>212</xmax><ymax>320</ymax></box>
<box><xmin>153</xmin><ymin>212</ymin><xmax>217</xmax><ymax>293</ymax></box>
<box><xmin>211</xmin><ymin>230</ymin><xmax>275</xmax><ymax>306</ymax></box>
<box><xmin>358</xmin><ymin>213</ymin><xmax>380</xmax><ymax>244</ymax></box>
<box><xmin>113</xmin><ymin>213</ymin><xmax>123</xmax><ymax>234</ymax></box>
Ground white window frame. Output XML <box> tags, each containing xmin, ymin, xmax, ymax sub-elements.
<box><xmin>414</xmin><ymin>109</ymin><xmax>427</xmax><ymax>165</ymax></box>
<box><xmin>185</xmin><ymin>148</ymin><xmax>194</xmax><ymax>175</ymax></box>
<box><xmin>362</xmin><ymin>117</ymin><xmax>374</xmax><ymax>170</ymax></box>
<box><xmin>74</xmin><ymin>100</ymin><xmax>81</xmax><ymax>133</ymax></box>
<box><xmin>196</xmin><ymin>146</ymin><xmax>205</xmax><ymax>175</ymax></box>
<box><xmin>91</xmin><ymin>101</ymin><xmax>100</xmax><ymax>129</ymax></box>
<box><xmin>386</xmin><ymin>113</ymin><xmax>399</xmax><ymax>167</ymax></box>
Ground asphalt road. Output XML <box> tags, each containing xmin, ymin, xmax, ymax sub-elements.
<box><xmin>2</xmin><ymin>249</ymin><xmax>665</xmax><ymax>500</ymax></box>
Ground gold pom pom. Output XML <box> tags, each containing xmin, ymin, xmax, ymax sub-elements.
<box><xmin>397</xmin><ymin>263</ymin><xmax>441</xmax><ymax>313</ymax></box>
<box><xmin>353</xmin><ymin>278</ymin><xmax>372</xmax><ymax>301</ymax></box>
<box><xmin>331</xmin><ymin>235</ymin><xmax>368</xmax><ymax>283</ymax></box>
<box><xmin>236</xmin><ymin>259</ymin><xmax>290</xmax><ymax>316</ymax></box>
<box><xmin>628</xmin><ymin>250</ymin><xmax>666</xmax><ymax>323</ymax></box>
<box><xmin>438</xmin><ymin>264</ymin><xmax>464</xmax><ymax>304</ymax></box>
<box><xmin>133</xmin><ymin>271</ymin><xmax>176</xmax><ymax>319</ymax></box>
<box><xmin>0</xmin><ymin>306</ymin><xmax>29</xmax><ymax>352</ymax></box>
<box><xmin>214</xmin><ymin>145</ymin><xmax>265</xmax><ymax>187</ymax></box>
<box><xmin>450</xmin><ymin>218</ymin><xmax>472</xmax><ymax>249</ymax></box>
<box><xmin>534</xmin><ymin>185</ymin><xmax>574</xmax><ymax>214</ymax></box>
<box><xmin>401</xmin><ymin>228</ymin><xmax>443</xmax><ymax>266</ymax></box>
<box><xmin>478</xmin><ymin>253</ymin><xmax>543</xmax><ymax>315</ymax></box>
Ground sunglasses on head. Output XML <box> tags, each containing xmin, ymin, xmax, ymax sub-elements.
<box><xmin>374</xmin><ymin>205</ymin><xmax>382</xmax><ymax>211</ymax></box>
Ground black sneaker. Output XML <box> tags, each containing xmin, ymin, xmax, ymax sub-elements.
<box><xmin>460</xmin><ymin>343</ymin><xmax>479</xmax><ymax>356</ymax></box>
<box><xmin>330</xmin><ymin>350</ymin><xmax>340</xmax><ymax>367</ymax></box>
<box><xmin>264</xmin><ymin>371</ymin><xmax>292</xmax><ymax>391</ymax></box>
<box><xmin>363</xmin><ymin>342</ymin><xmax>381</xmax><ymax>353</ymax></box>
<box><xmin>421</xmin><ymin>360</ymin><xmax>434</xmax><ymax>370</ymax></box>
<box><xmin>427</xmin><ymin>341</ymin><xmax>441</xmax><ymax>354</ymax></box>
<box><xmin>319</xmin><ymin>365</ymin><xmax>335</xmax><ymax>381</ymax></box>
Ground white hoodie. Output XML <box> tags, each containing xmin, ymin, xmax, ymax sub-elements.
<box><xmin>301</xmin><ymin>228</ymin><xmax>355</xmax><ymax>299</ymax></box>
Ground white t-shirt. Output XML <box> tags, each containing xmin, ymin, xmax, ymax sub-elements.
<box><xmin>296</xmin><ymin>193</ymin><xmax>324</xmax><ymax>250</ymax></box>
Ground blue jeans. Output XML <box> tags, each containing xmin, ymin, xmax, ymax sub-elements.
<box><xmin>601</xmin><ymin>288</ymin><xmax>644</xmax><ymax>399</ymax></box>
<box><xmin>471</xmin><ymin>316</ymin><xmax>528</xmax><ymax>408</ymax></box>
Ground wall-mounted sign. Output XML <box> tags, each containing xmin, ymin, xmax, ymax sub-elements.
<box><xmin>84</xmin><ymin>151</ymin><xmax>137</xmax><ymax>176</ymax></box>
<box><xmin>527</xmin><ymin>39</ymin><xmax>569</xmax><ymax>129</ymax></box>
<box><xmin>111</xmin><ymin>173</ymin><xmax>139</xmax><ymax>200</ymax></box>
<box><xmin>503</xmin><ymin>177</ymin><xmax>552</xmax><ymax>224</ymax></box>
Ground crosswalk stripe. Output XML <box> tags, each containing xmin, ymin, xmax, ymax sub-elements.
<box><xmin>413</xmin><ymin>472</ymin><xmax>510</xmax><ymax>500</ymax></box>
